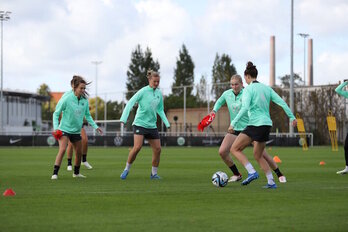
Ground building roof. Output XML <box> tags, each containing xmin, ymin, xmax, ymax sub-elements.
<box><xmin>50</xmin><ymin>92</ymin><xmax>64</xmax><ymax>103</ymax></box>
<box><xmin>3</xmin><ymin>90</ymin><xmax>50</xmax><ymax>101</ymax></box>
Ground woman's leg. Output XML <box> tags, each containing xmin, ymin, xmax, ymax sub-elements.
<box><xmin>81</xmin><ymin>128</ymin><xmax>92</xmax><ymax>169</ymax></box>
<box><xmin>262</xmin><ymin>149</ymin><xmax>286</xmax><ymax>182</ymax></box>
<box><xmin>231</xmin><ymin>134</ymin><xmax>259</xmax><ymax>185</ymax></box>
<box><xmin>254</xmin><ymin>141</ymin><xmax>275</xmax><ymax>187</ymax></box>
<box><xmin>337</xmin><ymin>133</ymin><xmax>348</xmax><ymax>174</ymax></box>
<box><xmin>148</xmin><ymin>139</ymin><xmax>161</xmax><ymax>178</ymax></box>
<box><xmin>51</xmin><ymin>136</ymin><xmax>69</xmax><ymax>179</ymax></box>
<box><xmin>120</xmin><ymin>134</ymin><xmax>144</xmax><ymax>179</ymax></box>
<box><xmin>66</xmin><ymin>141</ymin><xmax>73</xmax><ymax>170</ymax></box>
<box><xmin>71</xmin><ymin>140</ymin><xmax>84</xmax><ymax>177</ymax></box>
<box><xmin>219</xmin><ymin>134</ymin><xmax>242</xmax><ymax>180</ymax></box>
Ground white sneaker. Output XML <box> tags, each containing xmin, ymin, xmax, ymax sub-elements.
<box><xmin>82</xmin><ymin>161</ymin><xmax>93</xmax><ymax>169</ymax></box>
<box><xmin>279</xmin><ymin>176</ymin><xmax>287</xmax><ymax>183</ymax></box>
<box><xmin>73</xmin><ymin>173</ymin><xmax>86</xmax><ymax>178</ymax></box>
<box><xmin>228</xmin><ymin>175</ymin><xmax>242</xmax><ymax>182</ymax></box>
<box><xmin>51</xmin><ymin>174</ymin><xmax>58</xmax><ymax>180</ymax></box>
<box><xmin>336</xmin><ymin>169</ymin><xmax>348</xmax><ymax>175</ymax></box>
<box><xmin>67</xmin><ymin>165</ymin><xmax>72</xmax><ymax>171</ymax></box>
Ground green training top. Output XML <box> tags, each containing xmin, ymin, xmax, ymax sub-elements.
<box><xmin>53</xmin><ymin>92</ymin><xmax>98</xmax><ymax>134</ymax></box>
<box><xmin>231</xmin><ymin>81</ymin><xmax>295</xmax><ymax>127</ymax></box>
<box><xmin>213</xmin><ymin>89</ymin><xmax>249</xmax><ymax>131</ymax></box>
<box><xmin>335</xmin><ymin>81</ymin><xmax>348</xmax><ymax>98</ymax></box>
<box><xmin>120</xmin><ymin>85</ymin><xmax>170</xmax><ymax>129</ymax></box>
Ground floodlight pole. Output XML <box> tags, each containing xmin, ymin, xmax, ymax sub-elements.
<box><xmin>289</xmin><ymin>0</ymin><xmax>294</xmax><ymax>135</ymax></box>
<box><xmin>0</xmin><ymin>11</ymin><xmax>11</xmax><ymax>134</ymax></box>
<box><xmin>91</xmin><ymin>61</ymin><xmax>102</xmax><ymax>121</ymax></box>
<box><xmin>298</xmin><ymin>33</ymin><xmax>309</xmax><ymax>85</ymax></box>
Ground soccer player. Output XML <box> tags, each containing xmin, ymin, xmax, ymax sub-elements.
<box><xmin>229</xmin><ymin>62</ymin><xmax>297</xmax><ymax>189</ymax></box>
<box><xmin>119</xmin><ymin>70</ymin><xmax>170</xmax><ymax>180</ymax></box>
<box><xmin>209</xmin><ymin>74</ymin><xmax>287</xmax><ymax>183</ymax></box>
<box><xmin>51</xmin><ymin>75</ymin><xmax>102</xmax><ymax>180</ymax></box>
<box><xmin>335</xmin><ymin>80</ymin><xmax>348</xmax><ymax>174</ymax></box>
<box><xmin>61</xmin><ymin>78</ymin><xmax>93</xmax><ymax>171</ymax></box>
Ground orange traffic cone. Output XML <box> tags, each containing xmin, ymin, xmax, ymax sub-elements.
<box><xmin>319</xmin><ymin>161</ymin><xmax>326</xmax><ymax>166</ymax></box>
<box><xmin>3</xmin><ymin>188</ymin><xmax>16</xmax><ymax>196</ymax></box>
<box><xmin>273</xmin><ymin>156</ymin><xmax>282</xmax><ymax>163</ymax></box>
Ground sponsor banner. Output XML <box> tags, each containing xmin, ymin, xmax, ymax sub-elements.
<box><xmin>0</xmin><ymin>135</ymin><xmax>304</xmax><ymax>147</ymax></box>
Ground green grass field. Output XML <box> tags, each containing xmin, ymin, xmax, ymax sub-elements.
<box><xmin>0</xmin><ymin>146</ymin><xmax>347</xmax><ymax>231</ymax></box>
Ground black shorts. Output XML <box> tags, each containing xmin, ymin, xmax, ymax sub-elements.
<box><xmin>133</xmin><ymin>125</ymin><xmax>160</xmax><ymax>140</ymax></box>
<box><xmin>233</xmin><ymin>130</ymin><xmax>242</xmax><ymax>136</ymax></box>
<box><xmin>62</xmin><ymin>131</ymin><xmax>82</xmax><ymax>143</ymax></box>
<box><xmin>241</xmin><ymin>126</ymin><xmax>271</xmax><ymax>142</ymax></box>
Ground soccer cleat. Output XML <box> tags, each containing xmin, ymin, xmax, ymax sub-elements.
<box><xmin>120</xmin><ymin>169</ymin><xmax>129</xmax><ymax>180</ymax></box>
<box><xmin>51</xmin><ymin>174</ymin><xmax>58</xmax><ymax>180</ymax></box>
<box><xmin>73</xmin><ymin>173</ymin><xmax>86</xmax><ymax>178</ymax></box>
<box><xmin>262</xmin><ymin>183</ymin><xmax>277</xmax><ymax>189</ymax></box>
<box><xmin>150</xmin><ymin>173</ymin><xmax>161</xmax><ymax>180</ymax></box>
<box><xmin>336</xmin><ymin>169</ymin><xmax>348</xmax><ymax>175</ymax></box>
<box><xmin>67</xmin><ymin>165</ymin><xmax>72</xmax><ymax>171</ymax></box>
<box><xmin>241</xmin><ymin>172</ymin><xmax>259</xmax><ymax>185</ymax></box>
<box><xmin>82</xmin><ymin>161</ymin><xmax>93</xmax><ymax>169</ymax></box>
<box><xmin>278</xmin><ymin>175</ymin><xmax>287</xmax><ymax>183</ymax></box>
<box><xmin>228</xmin><ymin>175</ymin><xmax>242</xmax><ymax>182</ymax></box>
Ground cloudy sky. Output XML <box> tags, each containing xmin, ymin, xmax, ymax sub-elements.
<box><xmin>1</xmin><ymin>0</ymin><xmax>348</xmax><ymax>100</ymax></box>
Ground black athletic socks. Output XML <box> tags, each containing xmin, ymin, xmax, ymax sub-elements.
<box><xmin>273</xmin><ymin>168</ymin><xmax>283</xmax><ymax>177</ymax></box>
<box><xmin>229</xmin><ymin>164</ymin><xmax>241</xmax><ymax>176</ymax></box>
<box><xmin>67</xmin><ymin>158</ymin><xmax>72</xmax><ymax>166</ymax></box>
<box><xmin>82</xmin><ymin>154</ymin><xmax>87</xmax><ymax>162</ymax></box>
<box><xmin>74</xmin><ymin>165</ymin><xmax>80</xmax><ymax>175</ymax></box>
<box><xmin>53</xmin><ymin>165</ymin><xmax>60</xmax><ymax>175</ymax></box>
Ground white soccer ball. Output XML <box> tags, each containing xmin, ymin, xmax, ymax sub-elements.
<box><xmin>212</xmin><ymin>171</ymin><xmax>228</xmax><ymax>187</ymax></box>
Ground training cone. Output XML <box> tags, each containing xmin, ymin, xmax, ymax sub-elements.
<box><xmin>319</xmin><ymin>161</ymin><xmax>326</xmax><ymax>166</ymax></box>
<box><xmin>273</xmin><ymin>156</ymin><xmax>282</xmax><ymax>163</ymax></box>
<box><xmin>3</xmin><ymin>188</ymin><xmax>16</xmax><ymax>196</ymax></box>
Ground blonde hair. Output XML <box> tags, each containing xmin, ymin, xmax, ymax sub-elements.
<box><xmin>147</xmin><ymin>69</ymin><xmax>160</xmax><ymax>79</ymax></box>
<box><xmin>231</xmin><ymin>74</ymin><xmax>243</xmax><ymax>83</ymax></box>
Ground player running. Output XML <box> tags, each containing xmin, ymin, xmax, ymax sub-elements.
<box><xmin>229</xmin><ymin>62</ymin><xmax>297</xmax><ymax>189</ymax></box>
<box><xmin>60</xmin><ymin>77</ymin><xmax>93</xmax><ymax>171</ymax></box>
<box><xmin>51</xmin><ymin>75</ymin><xmax>102</xmax><ymax>180</ymax></box>
<box><xmin>119</xmin><ymin>70</ymin><xmax>170</xmax><ymax>180</ymax></box>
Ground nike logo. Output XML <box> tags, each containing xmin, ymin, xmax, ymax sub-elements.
<box><xmin>9</xmin><ymin>138</ymin><xmax>22</xmax><ymax>144</ymax></box>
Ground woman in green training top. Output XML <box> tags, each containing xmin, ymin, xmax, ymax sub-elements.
<box><xmin>119</xmin><ymin>70</ymin><xmax>170</xmax><ymax>180</ymax></box>
<box><xmin>335</xmin><ymin>80</ymin><xmax>348</xmax><ymax>174</ymax></box>
<box><xmin>51</xmin><ymin>75</ymin><xmax>102</xmax><ymax>180</ymax></box>
<box><xmin>211</xmin><ymin>74</ymin><xmax>287</xmax><ymax>183</ymax></box>
<box><xmin>229</xmin><ymin>62</ymin><xmax>297</xmax><ymax>189</ymax></box>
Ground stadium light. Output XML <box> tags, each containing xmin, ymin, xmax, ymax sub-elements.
<box><xmin>298</xmin><ymin>33</ymin><xmax>310</xmax><ymax>85</ymax></box>
<box><xmin>91</xmin><ymin>61</ymin><xmax>102</xmax><ymax>121</ymax></box>
<box><xmin>290</xmin><ymin>0</ymin><xmax>294</xmax><ymax>135</ymax></box>
<box><xmin>0</xmin><ymin>11</ymin><xmax>11</xmax><ymax>133</ymax></box>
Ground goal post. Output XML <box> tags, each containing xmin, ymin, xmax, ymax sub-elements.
<box><xmin>93</xmin><ymin>120</ymin><xmax>124</xmax><ymax>136</ymax></box>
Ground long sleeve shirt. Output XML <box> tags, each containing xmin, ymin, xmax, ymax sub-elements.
<box><xmin>231</xmin><ymin>81</ymin><xmax>295</xmax><ymax>127</ymax></box>
<box><xmin>335</xmin><ymin>81</ymin><xmax>348</xmax><ymax>98</ymax></box>
<box><xmin>120</xmin><ymin>85</ymin><xmax>170</xmax><ymax>129</ymax></box>
<box><xmin>53</xmin><ymin>92</ymin><xmax>98</xmax><ymax>134</ymax></box>
<box><xmin>213</xmin><ymin>89</ymin><xmax>249</xmax><ymax>131</ymax></box>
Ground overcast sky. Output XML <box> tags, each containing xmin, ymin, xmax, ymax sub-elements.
<box><xmin>1</xmin><ymin>0</ymin><xmax>348</xmax><ymax>100</ymax></box>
